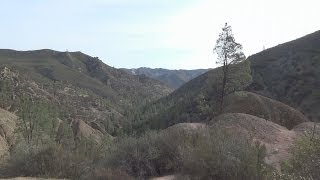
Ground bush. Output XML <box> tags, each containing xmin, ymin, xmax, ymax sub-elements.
<box><xmin>178</xmin><ymin>127</ymin><xmax>268</xmax><ymax>180</ymax></box>
<box><xmin>105</xmin><ymin>130</ymin><xmax>179</xmax><ymax>177</ymax></box>
<box><xmin>5</xmin><ymin>141</ymin><xmax>132</xmax><ymax>180</ymax></box>
<box><xmin>280</xmin><ymin>135</ymin><xmax>320</xmax><ymax>179</ymax></box>
<box><xmin>105</xmin><ymin>126</ymin><xmax>270</xmax><ymax>179</ymax></box>
<box><xmin>5</xmin><ymin>144</ymin><xmax>86</xmax><ymax>179</ymax></box>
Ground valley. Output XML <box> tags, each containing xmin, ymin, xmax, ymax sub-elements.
<box><xmin>0</xmin><ymin>31</ymin><xmax>319</xmax><ymax>179</ymax></box>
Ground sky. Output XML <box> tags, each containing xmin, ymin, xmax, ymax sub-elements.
<box><xmin>0</xmin><ymin>0</ymin><xmax>319</xmax><ymax>69</ymax></box>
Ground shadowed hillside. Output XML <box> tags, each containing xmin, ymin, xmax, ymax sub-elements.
<box><xmin>248</xmin><ymin>30</ymin><xmax>320</xmax><ymax>121</ymax></box>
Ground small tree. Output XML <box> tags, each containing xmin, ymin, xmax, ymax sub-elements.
<box><xmin>213</xmin><ymin>23</ymin><xmax>246</xmax><ymax>111</ymax></box>
<box><xmin>17</xmin><ymin>95</ymin><xmax>60</xmax><ymax>145</ymax></box>
<box><xmin>0</xmin><ymin>79</ymin><xmax>13</xmax><ymax>109</ymax></box>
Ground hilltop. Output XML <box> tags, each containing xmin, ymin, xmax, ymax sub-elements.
<box><xmin>0</xmin><ymin>49</ymin><xmax>172</xmax><ymax>136</ymax></box>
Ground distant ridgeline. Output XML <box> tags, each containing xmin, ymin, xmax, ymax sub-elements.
<box><xmin>121</xmin><ymin>67</ymin><xmax>209</xmax><ymax>89</ymax></box>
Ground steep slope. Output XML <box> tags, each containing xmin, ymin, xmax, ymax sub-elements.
<box><xmin>122</xmin><ymin>67</ymin><xmax>209</xmax><ymax>89</ymax></box>
<box><xmin>0</xmin><ymin>49</ymin><xmax>172</xmax><ymax>135</ymax></box>
<box><xmin>248</xmin><ymin>30</ymin><xmax>320</xmax><ymax>121</ymax></box>
<box><xmin>136</xmin><ymin>30</ymin><xmax>320</xmax><ymax>131</ymax></box>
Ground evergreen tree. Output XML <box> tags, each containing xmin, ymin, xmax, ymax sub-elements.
<box><xmin>213</xmin><ymin>23</ymin><xmax>246</xmax><ymax>111</ymax></box>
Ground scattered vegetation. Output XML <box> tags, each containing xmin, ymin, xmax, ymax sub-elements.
<box><xmin>280</xmin><ymin>133</ymin><xmax>320</xmax><ymax>179</ymax></box>
<box><xmin>105</xmin><ymin>126</ymin><xmax>270</xmax><ymax>179</ymax></box>
<box><xmin>0</xmin><ymin>29</ymin><xmax>319</xmax><ymax>180</ymax></box>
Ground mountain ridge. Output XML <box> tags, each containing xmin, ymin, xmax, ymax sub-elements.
<box><xmin>122</xmin><ymin>67</ymin><xmax>209</xmax><ymax>89</ymax></box>
<box><xmin>0</xmin><ymin>49</ymin><xmax>172</xmax><ymax>136</ymax></box>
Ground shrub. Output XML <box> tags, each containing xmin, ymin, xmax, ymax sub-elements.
<box><xmin>105</xmin><ymin>130</ymin><xmax>178</xmax><ymax>177</ymax></box>
<box><xmin>281</xmin><ymin>135</ymin><xmax>320</xmax><ymax>179</ymax></box>
<box><xmin>5</xmin><ymin>141</ymin><xmax>131</xmax><ymax>180</ymax></box>
<box><xmin>105</xmin><ymin>126</ymin><xmax>270</xmax><ymax>179</ymax></box>
<box><xmin>178</xmin><ymin>127</ymin><xmax>268</xmax><ymax>180</ymax></box>
<box><xmin>5</xmin><ymin>144</ymin><xmax>87</xmax><ymax>179</ymax></box>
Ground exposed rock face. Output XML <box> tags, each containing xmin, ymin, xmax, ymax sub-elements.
<box><xmin>0</xmin><ymin>67</ymin><xmax>18</xmax><ymax>81</ymax></box>
<box><xmin>70</xmin><ymin>119</ymin><xmax>111</xmax><ymax>144</ymax></box>
<box><xmin>223</xmin><ymin>91</ymin><xmax>309</xmax><ymax>129</ymax></box>
<box><xmin>0</xmin><ymin>108</ymin><xmax>17</xmax><ymax>159</ymax></box>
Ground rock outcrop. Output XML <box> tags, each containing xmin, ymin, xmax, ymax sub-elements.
<box><xmin>223</xmin><ymin>91</ymin><xmax>309</xmax><ymax>129</ymax></box>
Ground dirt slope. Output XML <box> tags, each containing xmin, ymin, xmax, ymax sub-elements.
<box><xmin>223</xmin><ymin>91</ymin><xmax>309</xmax><ymax>129</ymax></box>
<box><xmin>210</xmin><ymin>113</ymin><xmax>318</xmax><ymax>169</ymax></box>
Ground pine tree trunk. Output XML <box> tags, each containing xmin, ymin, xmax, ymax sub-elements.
<box><xmin>219</xmin><ymin>62</ymin><xmax>228</xmax><ymax>113</ymax></box>
<box><xmin>220</xmin><ymin>72</ymin><xmax>226</xmax><ymax>112</ymax></box>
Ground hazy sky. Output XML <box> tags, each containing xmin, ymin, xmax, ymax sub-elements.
<box><xmin>0</xmin><ymin>0</ymin><xmax>319</xmax><ymax>69</ymax></box>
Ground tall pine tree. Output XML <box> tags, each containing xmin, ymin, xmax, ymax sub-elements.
<box><xmin>213</xmin><ymin>23</ymin><xmax>246</xmax><ymax>111</ymax></box>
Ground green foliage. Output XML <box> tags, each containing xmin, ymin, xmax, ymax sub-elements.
<box><xmin>128</xmin><ymin>60</ymin><xmax>253</xmax><ymax>133</ymax></box>
<box><xmin>7</xmin><ymin>106</ymin><xmax>117</xmax><ymax>179</ymax></box>
<box><xmin>0</xmin><ymin>79</ymin><xmax>14</xmax><ymax>109</ymax></box>
<box><xmin>105</xmin><ymin>127</ymin><xmax>270</xmax><ymax>179</ymax></box>
<box><xmin>74</xmin><ymin>135</ymin><xmax>112</xmax><ymax>162</ymax></box>
<box><xmin>280</xmin><ymin>134</ymin><xmax>320</xmax><ymax>179</ymax></box>
<box><xmin>7</xmin><ymin>144</ymin><xmax>81</xmax><ymax>178</ymax></box>
<box><xmin>178</xmin><ymin>128</ymin><xmax>268</xmax><ymax>180</ymax></box>
<box><xmin>213</xmin><ymin>23</ymin><xmax>246</xmax><ymax>111</ymax></box>
<box><xmin>5</xmin><ymin>141</ymin><xmax>132</xmax><ymax>180</ymax></box>
<box><xmin>105</xmin><ymin>131</ymin><xmax>175</xmax><ymax>177</ymax></box>
<box><xmin>17</xmin><ymin>96</ymin><xmax>60</xmax><ymax>145</ymax></box>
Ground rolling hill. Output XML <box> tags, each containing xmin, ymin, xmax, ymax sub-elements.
<box><xmin>0</xmin><ymin>49</ymin><xmax>172</xmax><ymax>135</ymax></box>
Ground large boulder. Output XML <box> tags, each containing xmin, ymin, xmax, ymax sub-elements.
<box><xmin>70</xmin><ymin>119</ymin><xmax>111</xmax><ymax>144</ymax></box>
<box><xmin>209</xmin><ymin>113</ymin><xmax>298</xmax><ymax>169</ymax></box>
<box><xmin>223</xmin><ymin>91</ymin><xmax>309</xmax><ymax>129</ymax></box>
